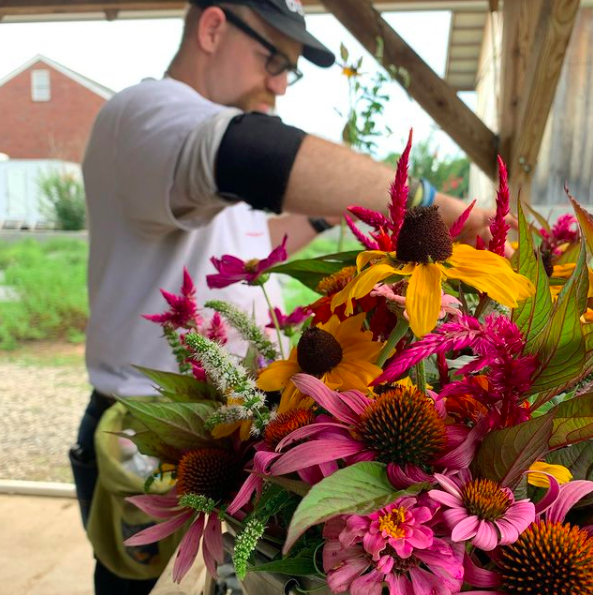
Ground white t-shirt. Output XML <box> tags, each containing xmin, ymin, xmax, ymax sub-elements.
<box><xmin>83</xmin><ymin>78</ymin><xmax>284</xmax><ymax>397</ymax></box>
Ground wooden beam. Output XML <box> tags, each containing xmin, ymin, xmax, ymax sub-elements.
<box><xmin>508</xmin><ymin>0</ymin><xmax>580</xmax><ymax>204</ymax></box>
<box><xmin>320</xmin><ymin>0</ymin><xmax>498</xmax><ymax>179</ymax></box>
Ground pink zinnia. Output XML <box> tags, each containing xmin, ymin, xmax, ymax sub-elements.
<box><xmin>269</xmin><ymin>374</ymin><xmax>484</xmax><ymax>488</ymax></box>
<box><xmin>323</xmin><ymin>494</ymin><xmax>464</xmax><ymax>595</ymax></box>
<box><xmin>206</xmin><ymin>235</ymin><xmax>288</xmax><ymax>289</ymax></box>
<box><xmin>144</xmin><ymin>267</ymin><xmax>202</xmax><ymax>329</ymax></box>
<box><xmin>428</xmin><ymin>469</ymin><xmax>535</xmax><ymax>551</ymax></box>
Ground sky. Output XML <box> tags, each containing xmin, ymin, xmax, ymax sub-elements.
<box><xmin>0</xmin><ymin>10</ymin><xmax>476</xmax><ymax>160</ymax></box>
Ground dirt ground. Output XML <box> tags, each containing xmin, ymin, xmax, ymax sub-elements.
<box><xmin>0</xmin><ymin>342</ymin><xmax>89</xmax><ymax>482</ymax></box>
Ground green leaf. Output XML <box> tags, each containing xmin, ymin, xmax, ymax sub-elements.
<box><xmin>569</xmin><ymin>193</ymin><xmax>593</xmax><ymax>257</ymax></box>
<box><xmin>512</xmin><ymin>201</ymin><xmax>553</xmax><ymax>349</ymax></box>
<box><xmin>133</xmin><ymin>365</ymin><xmax>220</xmax><ymax>403</ymax></box>
<box><xmin>283</xmin><ymin>462</ymin><xmax>425</xmax><ymax>554</ymax></box>
<box><xmin>116</xmin><ymin>398</ymin><xmax>218</xmax><ymax>450</ymax></box>
<box><xmin>475</xmin><ymin>414</ymin><xmax>554</xmax><ymax>488</ymax></box>
<box><xmin>340</xmin><ymin>43</ymin><xmax>349</xmax><ymax>63</ymax></box>
<box><xmin>263</xmin><ymin>475</ymin><xmax>311</xmax><ymax>498</ymax></box>
<box><xmin>525</xmin><ymin>203</ymin><xmax>550</xmax><ymax>233</ymax></box>
<box><xmin>549</xmin><ymin>392</ymin><xmax>593</xmax><ymax>449</ymax></box>
<box><xmin>547</xmin><ymin>441</ymin><xmax>593</xmax><ymax>480</ymax></box>
<box><xmin>526</xmin><ymin>237</ymin><xmax>587</xmax><ymax>406</ymax></box>
<box><xmin>267</xmin><ymin>251</ymin><xmax>359</xmax><ymax>292</ymax></box>
<box><xmin>112</xmin><ymin>430</ymin><xmax>181</xmax><ymax>463</ymax></box>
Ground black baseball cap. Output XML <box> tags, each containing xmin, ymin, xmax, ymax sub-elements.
<box><xmin>190</xmin><ymin>0</ymin><xmax>335</xmax><ymax>67</ymax></box>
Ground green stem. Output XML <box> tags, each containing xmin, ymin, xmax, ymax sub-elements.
<box><xmin>337</xmin><ymin>218</ymin><xmax>347</xmax><ymax>252</ymax></box>
<box><xmin>261</xmin><ymin>283</ymin><xmax>286</xmax><ymax>360</ymax></box>
<box><xmin>376</xmin><ymin>317</ymin><xmax>409</xmax><ymax>368</ymax></box>
<box><xmin>416</xmin><ymin>359</ymin><xmax>427</xmax><ymax>394</ymax></box>
<box><xmin>474</xmin><ymin>294</ymin><xmax>492</xmax><ymax>320</ymax></box>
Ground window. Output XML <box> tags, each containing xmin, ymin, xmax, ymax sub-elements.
<box><xmin>31</xmin><ymin>69</ymin><xmax>51</xmax><ymax>102</ymax></box>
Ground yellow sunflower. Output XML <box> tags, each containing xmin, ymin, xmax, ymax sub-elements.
<box><xmin>257</xmin><ymin>313</ymin><xmax>383</xmax><ymax>413</ymax></box>
<box><xmin>331</xmin><ymin>206</ymin><xmax>535</xmax><ymax>338</ymax></box>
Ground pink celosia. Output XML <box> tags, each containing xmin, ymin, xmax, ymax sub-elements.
<box><xmin>388</xmin><ymin>128</ymin><xmax>413</xmax><ymax>243</ymax></box>
<box><xmin>206</xmin><ymin>236</ymin><xmax>288</xmax><ymax>289</ymax></box>
<box><xmin>428</xmin><ymin>469</ymin><xmax>535</xmax><ymax>551</ymax></box>
<box><xmin>124</xmin><ymin>490</ymin><xmax>223</xmax><ymax>582</ymax></box>
<box><xmin>488</xmin><ymin>156</ymin><xmax>510</xmax><ymax>257</ymax></box>
<box><xmin>449</xmin><ymin>199</ymin><xmax>477</xmax><ymax>239</ymax></box>
<box><xmin>540</xmin><ymin>213</ymin><xmax>579</xmax><ymax>255</ymax></box>
<box><xmin>323</xmin><ymin>495</ymin><xmax>465</xmax><ymax>595</ymax></box>
<box><xmin>144</xmin><ymin>267</ymin><xmax>202</xmax><ymax>329</ymax></box>
<box><xmin>205</xmin><ymin>312</ymin><xmax>227</xmax><ymax>344</ymax></box>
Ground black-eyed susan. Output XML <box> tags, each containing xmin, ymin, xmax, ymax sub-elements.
<box><xmin>257</xmin><ymin>313</ymin><xmax>383</xmax><ymax>413</ymax></box>
<box><xmin>331</xmin><ymin>206</ymin><xmax>535</xmax><ymax>337</ymax></box>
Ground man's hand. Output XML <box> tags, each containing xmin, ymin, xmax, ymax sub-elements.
<box><xmin>456</xmin><ymin>205</ymin><xmax>517</xmax><ymax>258</ymax></box>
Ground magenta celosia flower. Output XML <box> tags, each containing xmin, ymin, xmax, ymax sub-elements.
<box><xmin>488</xmin><ymin>156</ymin><xmax>511</xmax><ymax>257</ymax></box>
<box><xmin>206</xmin><ymin>236</ymin><xmax>288</xmax><ymax>289</ymax></box>
<box><xmin>266</xmin><ymin>306</ymin><xmax>311</xmax><ymax>333</ymax></box>
<box><xmin>462</xmin><ymin>477</ymin><xmax>593</xmax><ymax>594</ymax></box>
<box><xmin>144</xmin><ymin>267</ymin><xmax>202</xmax><ymax>329</ymax></box>
<box><xmin>323</xmin><ymin>495</ymin><xmax>465</xmax><ymax>595</ymax></box>
<box><xmin>376</xmin><ymin>314</ymin><xmax>538</xmax><ymax>429</ymax></box>
<box><xmin>540</xmin><ymin>213</ymin><xmax>579</xmax><ymax>255</ymax></box>
<box><xmin>269</xmin><ymin>374</ymin><xmax>484</xmax><ymax>488</ymax></box>
<box><xmin>428</xmin><ymin>469</ymin><xmax>535</xmax><ymax>551</ymax></box>
<box><xmin>205</xmin><ymin>312</ymin><xmax>227</xmax><ymax>344</ymax></box>
<box><xmin>124</xmin><ymin>490</ymin><xmax>223</xmax><ymax>582</ymax></box>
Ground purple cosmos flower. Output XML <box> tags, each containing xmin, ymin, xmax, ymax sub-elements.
<box><xmin>428</xmin><ymin>469</ymin><xmax>535</xmax><ymax>551</ymax></box>
<box><xmin>124</xmin><ymin>489</ymin><xmax>223</xmax><ymax>582</ymax></box>
<box><xmin>269</xmin><ymin>374</ymin><xmax>485</xmax><ymax>488</ymax></box>
<box><xmin>206</xmin><ymin>235</ymin><xmax>288</xmax><ymax>289</ymax></box>
<box><xmin>144</xmin><ymin>267</ymin><xmax>202</xmax><ymax>329</ymax></box>
<box><xmin>266</xmin><ymin>306</ymin><xmax>311</xmax><ymax>333</ymax></box>
<box><xmin>323</xmin><ymin>494</ymin><xmax>465</xmax><ymax>595</ymax></box>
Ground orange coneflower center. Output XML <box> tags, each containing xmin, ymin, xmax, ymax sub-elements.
<box><xmin>379</xmin><ymin>506</ymin><xmax>407</xmax><ymax>539</ymax></box>
<box><xmin>357</xmin><ymin>386</ymin><xmax>447</xmax><ymax>469</ymax></box>
<box><xmin>461</xmin><ymin>478</ymin><xmax>512</xmax><ymax>521</ymax></box>
<box><xmin>296</xmin><ymin>327</ymin><xmax>343</xmax><ymax>376</ymax></box>
<box><xmin>396</xmin><ymin>206</ymin><xmax>453</xmax><ymax>264</ymax></box>
<box><xmin>316</xmin><ymin>266</ymin><xmax>357</xmax><ymax>296</ymax></box>
<box><xmin>264</xmin><ymin>409</ymin><xmax>316</xmax><ymax>448</ymax></box>
<box><xmin>176</xmin><ymin>447</ymin><xmax>241</xmax><ymax>502</ymax></box>
<box><xmin>499</xmin><ymin>520</ymin><xmax>593</xmax><ymax>595</ymax></box>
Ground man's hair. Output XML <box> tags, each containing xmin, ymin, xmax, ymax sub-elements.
<box><xmin>182</xmin><ymin>2</ymin><xmax>250</xmax><ymax>43</ymax></box>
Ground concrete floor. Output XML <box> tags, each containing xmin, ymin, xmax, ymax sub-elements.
<box><xmin>0</xmin><ymin>494</ymin><xmax>94</xmax><ymax>595</ymax></box>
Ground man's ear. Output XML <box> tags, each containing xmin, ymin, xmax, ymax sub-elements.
<box><xmin>197</xmin><ymin>6</ymin><xmax>228</xmax><ymax>54</ymax></box>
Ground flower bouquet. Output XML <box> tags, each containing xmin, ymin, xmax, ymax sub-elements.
<box><xmin>117</xmin><ymin>135</ymin><xmax>593</xmax><ymax>595</ymax></box>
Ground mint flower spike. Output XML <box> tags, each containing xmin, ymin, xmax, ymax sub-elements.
<box><xmin>183</xmin><ymin>332</ymin><xmax>257</xmax><ymax>401</ymax></box>
<box><xmin>178</xmin><ymin>494</ymin><xmax>217</xmax><ymax>514</ymax></box>
<box><xmin>205</xmin><ymin>300</ymin><xmax>279</xmax><ymax>360</ymax></box>
<box><xmin>233</xmin><ymin>518</ymin><xmax>266</xmax><ymax>580</ymax></box>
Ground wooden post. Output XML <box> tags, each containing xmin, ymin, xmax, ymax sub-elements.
<box><xmin>503</xmin><ymin>0</ymin><xmax>580</xmax><ymax>205</ymax></box>
<box><xmin>320</xmin><ymin>0</ymin><xmax>499</xmax><ymax>180</ymax></box>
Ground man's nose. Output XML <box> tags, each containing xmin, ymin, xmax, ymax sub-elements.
<box><xmin>267</xmin><ymin>71</ymin><xmax>289</xmax><ymax>96</ymax></box>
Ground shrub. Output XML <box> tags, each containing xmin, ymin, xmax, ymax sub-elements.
<box><xmin>38</xmin><ymin>170</ymin><xmax>87</xmax><ymax>230</ymax></box>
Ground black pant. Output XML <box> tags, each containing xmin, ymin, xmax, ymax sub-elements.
<box><xmin>70</xmin><ymin>390</ymin><xmax>158</xmax><ymax>595</ymax></box>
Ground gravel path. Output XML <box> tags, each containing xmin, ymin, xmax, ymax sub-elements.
<box><xmin>0</xmin><ymin>345</ymin><xmax>89</xmax><ymax>483</ymax></box>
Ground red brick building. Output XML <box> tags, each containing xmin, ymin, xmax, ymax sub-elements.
<box><xmin>0</xmin><ymin>55</ymin><xmax>113</xmax><ymax>163</ymax></box>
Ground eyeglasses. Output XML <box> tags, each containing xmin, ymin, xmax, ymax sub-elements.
<box><xmin>220</xmin><ymin>8</ymin><xmax>303</xmax><ymax>86</ymax></box>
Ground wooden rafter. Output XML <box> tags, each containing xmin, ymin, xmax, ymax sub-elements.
<box><xmin>320</xmin><ymin>0</ymin><xmax>498</xmax><ymax>179</ymax></box>
<box><xmin>504</xmin><ymin>0</ymin><xmax>580</xmax><ymax>204</ymax></box>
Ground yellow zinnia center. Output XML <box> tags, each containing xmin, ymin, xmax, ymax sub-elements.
<box><xmin>379</xmin><ymin>506</ymin><xmax>407</xmax><ymax>539</ymax></box>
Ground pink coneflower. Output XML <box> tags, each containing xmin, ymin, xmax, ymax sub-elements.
<box><xmin>462</xmin><ymin>478</ymin><xmax>593</xmax><ymax>594</ymax></box>
<box><xmin>206</xmin><ymin>236</ymin><xmax>288</xmax><ymax>289</ymax></box>
<box><xmin>144</xmin><ymin>267</ymin><xmax>202</xmax><ymax>329</ymax></box>
<box><xmin>323</xmin><ymin>495</ymin><xmax>465</xmax><ymax>595</ymax></box>
<box><xmin>125</xmin><ymin>447</ymin><xmax>245</xmax><ymax>582</ymax></box>
<box><xmin>428</xmin><ymin>469</ymin><xmax>535</xmax><ymax>551</ymax></box>
<box><xmin>269</xmin><ymin>374</ymin><xmax>484</xmax><ymax>488</ymax></box>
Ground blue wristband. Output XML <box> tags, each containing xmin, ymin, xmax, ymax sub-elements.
<box><xmin>421</xmin><ymin>179</ymin><xmax>436</xmax><ymax>206</ymax></box>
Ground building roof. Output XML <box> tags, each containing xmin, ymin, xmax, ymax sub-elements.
<box><xmin>0</xmin><ymin>54</ymin><xmax>115</xmax><ymax>100</ymax></box>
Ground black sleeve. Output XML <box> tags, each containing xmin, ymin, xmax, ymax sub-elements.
<box><xmin>214</xmin><ymin>112</ymin><xmax>307</xmax><ymax>214</ymax></box>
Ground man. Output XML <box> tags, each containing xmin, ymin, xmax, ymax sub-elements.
<box><xmin>71</xmin><ymin>1</ymin><xmax>501</xmax><ymax>593</ymax></box>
